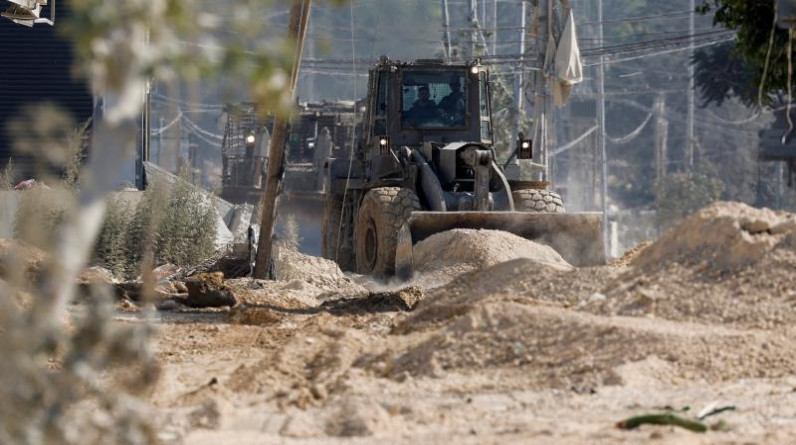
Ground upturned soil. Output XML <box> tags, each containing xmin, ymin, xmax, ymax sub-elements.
<box><xmin>115</xmin><ymin>202</ymin><xmax>796</xmax><ymax>444</ymax></box>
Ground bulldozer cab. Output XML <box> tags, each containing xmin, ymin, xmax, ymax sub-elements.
<box><xmin>366</xmin><ymin>59</ymin><xmax>493</xmax><ymax>151</ymax></box>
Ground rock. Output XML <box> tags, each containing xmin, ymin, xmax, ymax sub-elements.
<box><xmin>114</xmin><ymin>281</ymin><xmax>144</xmax><ymax>301</ymax></box>
<box><xmin>185</xmin><ymin>272</ymin><xmax>237</xmax><ymax>308</ymax></box>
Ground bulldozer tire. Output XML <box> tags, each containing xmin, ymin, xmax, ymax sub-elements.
<box><xmin>354</xmin><ymin>187</ymin><xmax>419</xmax><ymax>277</ymax></box>
<box><xmin>322</xmin><ymin>194</ymin><xmax>355</xmax><ymax>271</ymax></box>
<box><xmin>513</xmin><ymin>189</ymin><xmax>565</xmax><ymax>213</ymax></box>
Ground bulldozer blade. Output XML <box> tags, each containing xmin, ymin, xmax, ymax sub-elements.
<box><xmin>405</xmin><ymin>211</ymin><xmax>606</xmax><ymax>269</ymax></box>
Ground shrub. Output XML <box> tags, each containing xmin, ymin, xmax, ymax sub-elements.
<box><xmin>92</xmin><ymin>174</ymin><xmax>219</xmax><ymax>279</ymax></box>
<box><xmin>155</xmin><ymin>173</ymin><xmax>217</xmax><ymax>268</ymax></box>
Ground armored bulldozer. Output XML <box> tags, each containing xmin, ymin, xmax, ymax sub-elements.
<box><xmin>323</xmin><ymin>58</ymin><xmax>604</xmax><ymax>278</ymax></box>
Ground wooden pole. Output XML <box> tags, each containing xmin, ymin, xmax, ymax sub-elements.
<box><xmin>442</xmin><ymin>0</ymin><xmax>452</xmax><ymax>59</ymax></box>
<box><xmin>512</xmin><ymin>0</ymin><xmax>527</xmax><ymax>151</ymax></box>
<box><xmin>253</xmin><ymin>0</ymin><xmax>312</xmax><ymax>279</ymax></box>
<box><xmin>686</xmin><ymin>0</ymin><xmax>696</xmax><ymax>169</ymax></box>
<box><xmin>467</xmin><ymin>0</ymin><xmax>478</xmax><ymax>58</ymax></box>
<box><xmin>596</xmin><ymin>0</ymin><xmax>609</xmax><ymax>258</ymax></box>
<box><xmin>654</xmin><ymin>93</ymin><xmax>669</xmax><ymax>181</ymax></box>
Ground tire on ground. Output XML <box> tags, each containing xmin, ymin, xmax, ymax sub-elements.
<box><xmin>322</xmin><ymin>194</ymin><xmax>355</xmax><ymax>271</ymax></box>
<box><xmin>354</xmin><ymin>187</ymin><xmax>419</xmax><ymax>277</ymax></box>
<box><xmin>513</xmin><ymin>189</ymin><xmax>565</xmax><ymax>213</ymax></box>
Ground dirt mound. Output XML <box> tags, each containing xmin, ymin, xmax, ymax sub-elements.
<box><xmin>274</xmin><ymin>248</ymin><xmax>367</xmax><ymax>298</ymax></box>
<box><xmin>585</xmin><ymin>202</ymin><xmax>796</xmax><ymax>328</ymax></box>
<box><xmin>413</xmin><ymin>229</ymin><xmax>572</xmax><ymax>280</ymax></box>
<box><xmin>387</xmin><ymin>301</ymin><xmax>796</xmax><ymax>388</ymax></box>
<box><xmin>394</xmin><ymin>258</ymin><xmax>617</xmax><ymax>334</ymax></box>
<box><xmin>633</xmin><ymin>202</ymin><xmax>796</xmax><ymax>272</ymax></box>
<box><xmin>590</xmin><ymin>251</ymin><xmax>796</xmax><ymax>328</ymax></box>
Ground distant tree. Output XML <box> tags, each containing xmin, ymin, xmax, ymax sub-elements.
<box><xmin>695</xmin><ymin>0</ymin><xmax>790</xmax><ymax>106</ymax></box>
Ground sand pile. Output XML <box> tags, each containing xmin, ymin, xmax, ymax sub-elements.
<box><xmin>633</xmin><ymin>202</ymin><xmax>796</xmax><ymax>272</ymax></box>
<box><xmin>274</xmin><ymin>248</ymin><xmax>367</xmax><ymax>298</ymax></box>
<box><xmin>586</xmin><ymin>202</ymin><xmax>796</xmax><ymax>328</ymax></box>
<box><xmin>411</xmin><ymin>229</ymin><xmax>572</xmax><ymax>286</ymax></box>
<box><xmin>385</xmin><ymin>301</ymin><xmax>796</xmax><ymax>387</ymax></box>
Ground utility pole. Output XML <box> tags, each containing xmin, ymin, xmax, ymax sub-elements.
<box><xmin>596</xmin><ymin>0</ymin><xmax>609</xmax><ymax>257</ymax></box>
<box><xmin>491</xmin><ymin>0</ymin><xmax>497</xmax><ymax>55</ymax></box>
<box><xmin>654</xmin><ymin>93</ymin><xmax>669</xmax><ymax>181</ymax></box>
<box><xmin>467</xmin><ymin>0</ymin><xmax>478</xmax><ymax>58</ymax></box>
<box><xmin>306</xmin><ymin>10</ymin><xmax>316</xmax><ymax>102</ymax></box>
<box><xmin>513</xmin><ymin>0</ymin><xmax>527</xmax><ymax>151</ymax></box>
<box><xmin>480</xmin><ymin>0</ymin><xmax>486</xmax><ymax>32</ymax></box>
<box><xmin>157</xmin><ymin>116</ymin><xmax>164</xmax><ymax>166</ymax></box>
<box><xmin>442</xmin><ymin>0</ymin><xmax>452</xmax><ymax>59</ymax></box>
<box><xmin>686</xmin><ymin>0</ymin><xmax>696</xmax><ymax>169</ymax></box>
<box><xmin>253</xmin><ymin>0</ymin><xmax>312</xmax><ymax>279</ymax></box>
<box><xmin>776</xmin><ymin>161</ymin><xmax>784</xmax><ymax>209</ymax></box>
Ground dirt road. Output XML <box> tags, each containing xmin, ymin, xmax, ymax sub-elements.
<box><xmin>129</xmin><ymin>202</ymin><xmax>796</xmax><ymax>444</ymax></box>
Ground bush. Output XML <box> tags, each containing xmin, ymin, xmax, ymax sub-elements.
<box><xmin>93</xmin><ymin>175</ymin><xmax>218</xmax><ymax>279</ymax></box>
<box><xmin>155</xmin><ymin>174</ymin><xmax>217</xmax><ymax>268</ymax></box>
<box><xmin>93</xmin><ymin>197</ymin><xmax>134</xmax><ymax>277</ymax></box>
<box><xmin>1</xmin><ymin>159</ymin><xmax>15</xmax><ymax>190</ymax></box>
<box><xmin>14</xmin><ymin>187</ymin><xmax>74</xmax><ymax>250</ymax></box>
<box><xmin>654</xmin><ymin>171</ymin><xmax>725</xmax><ymax>229</ymax></box>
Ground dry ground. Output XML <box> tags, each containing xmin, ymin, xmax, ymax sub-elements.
<box><xmin>110</xmin><ymin>202</ymin><xmax>796</xmax><ymax>444</ymax></box>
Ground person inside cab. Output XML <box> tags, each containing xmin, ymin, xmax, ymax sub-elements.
<box><xmin>404</xmin><ymin>85</ymin><xmax>441</xmax><ymax>127</ymax></box>
<box><xmin>439</xmin><ymin>76</ymin><xmax>466</xmax><ymax>125</ymax></box>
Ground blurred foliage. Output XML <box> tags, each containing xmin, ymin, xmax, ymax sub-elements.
<box><xmin>93</xmin><ymin>197</ymin><xmax>134</xmax><ymax>278</ymax></box>
<box><xmin>63</xmin><ymin>0</ymin><xmax>320</xmax><ymax>122</ymax></box>
<box><xmin>14</xmin><ymin>187</ymin><xmax>74</xmax><ymax>250</ymax></box>
<box><xmin>695</xmin><ymin>0</ymin><xmax>787</xmax><ymax>106</ymax></box>
<box><xmin>654</xmin><ymin>168</ymin><xmax>725</xmax><ymax>228</ymax></box>
<box><xmin>0</xmin><ymin>158</ymin><xmax>15</xmax><ymax>189</ymax></box>
<box><xmin>6</xmin><ymin>104</ymin><xmax>84</xmax><ymax>179</ymax></box>
<box><xmin>3</xmin><ymin>2</ymin><xmax>352</xmax><ymax>445</ymax></box>
<box><xmin>0</xmin><ymin>280</ymin><xmax>159</xmax><ymax>445</ymax></box>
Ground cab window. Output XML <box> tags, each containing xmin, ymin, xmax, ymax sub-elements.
<box><xmin>401</xmin><ymin>71</ymin><xmax>467</xmax><ymax>129</ymax></box>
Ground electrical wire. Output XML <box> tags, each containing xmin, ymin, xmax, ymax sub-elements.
<box><xmin>151</xmin><ymin>112</ymin><xmax>183</xmax><ymax>135</ymax></box>
<box><xmin>606</xmin><ymin>110</ymin><xmax>654</xmax><ymax>144</ymax></box>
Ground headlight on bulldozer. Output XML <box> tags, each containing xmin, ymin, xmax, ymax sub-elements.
<box><xmin>379</xmin><ymin>137</ymin><xmax>390</xmax><ymax>155</ymax></box>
